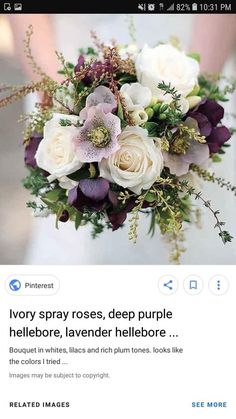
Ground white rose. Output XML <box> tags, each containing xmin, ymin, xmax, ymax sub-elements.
<box><xmin>120</xmin><ymin>82</ymin><xmax>152</xmax><ymax>111</ymax></box>
<box><xmin>135</xmin><ymin>44</ymin><xmax>200</xmax><ymax>100</ymax></box>
<box><xmin>35</xmin><ymin>113</ymin><xmax>83</xmax><ymax>183</ymax></box>
<box><xmin>99</xmin><ymin>126</ymin><xmax>163</xmax><ymax>194</ymax></box>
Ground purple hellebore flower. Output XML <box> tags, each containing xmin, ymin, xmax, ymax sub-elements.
<box><xmin>74</xmin><ymin>105</ymin><xmax>121</xmax><ymax>163</ymax></box>
<box><xmin>68</xmin><ymin>178</ymin><xmax>111</xmax><ymax>212</ymax></box>
<box><xmin>68</xmin><ymin>177</ymin><xmax>135</xmax><ymax>231</ymax></box>
<box><xmin>24</xmin><ymin>135</ymin><xmax>43</xmax><ymax>168</ymax></box>
<box><xmin>80</xmin><ymin>86</ymin><xmax>117</xmax><ymax>120</ymax></box>
<box><xmin>79</xmin><ymin>178</ymin><xmax>110</xmax><ymax>201</ymax></box>
<box><xmin>187</xmin><ymin>98</ymin><xmax>231</xmax><ymax>153</ymax></box>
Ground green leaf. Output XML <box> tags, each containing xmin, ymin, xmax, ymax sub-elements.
<box><xmin>68</xmin><ymin>165</ymin><xmax>96</xmax><ymax>181</ymax></box>
<box><xmin>66</xmin><ymin>62</ymin><xmax>75</xmax><ymax>69</ymax></box>
<box><xmin>57</xmin><ymin>70</ymin><xmax>66</xmax><ymax>75</ymax></box>
<box><xmin>145</xmin><ymin>122</ymin><xmax>159</xmax><ymax>137</ymax></box>
<box><xmin>87</xmin><ymin>47</ymin><xmax>98</xmax><ymax>56</ymax></box>
<box><xmin>41</xmin><ymin>188</ymin><xmax>65</xmax><ymax>204</ymax></box>
<box><xmin>118</xmin><ymin>74</ymin><xmax>137</xmax><ymax>85</ymax></box>
<box><xmin>188</xmin><ymin>52</ymin><xmax>201</xmax><ymax>63</ymax></box>
<box><xmin>212</xmin><ymin>154</ymin><xmax>222</xmax><ymax>163</ymax></box>
<box><xmin>75</xmin><ymin>212</ymin><xmax>83</xmax><ymax>230</ymax></box>
<box><xmin>117</xmin><ymin>100</ymin><xmax>124</xmax><ymax>120</ymax></box>
<box><xmin>59</xmin><ymin>118</ymin><xmax>72</xmax><ymax>127</ymax></box>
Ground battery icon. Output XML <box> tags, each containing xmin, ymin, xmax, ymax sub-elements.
<box><xmin>192</xmin><ymin>2</ymin><xmax>198</xmax><ymax>10</ymax></box>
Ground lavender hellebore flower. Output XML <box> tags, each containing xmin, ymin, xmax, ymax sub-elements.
<box><xmin>164</xmin><ymin>118</ymin><xmax>209</xmax><ymax>176</ymax></box>
<box><xmin>74</xmin><ymin>105</ymin><xmax>121</xmax><ymax>163</ymax></box>
<box><xmin>80</xmin><ymin>85</ymin><xmax>117</xmax><ymax>120</ymax></box>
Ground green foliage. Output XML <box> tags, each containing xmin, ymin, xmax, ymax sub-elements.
<box><xmin>57</xmin><ymin>58</ymin><xmax>75</xmax><ymax>77</ymax></box>
<box><xmin>181</xmin><ymin>181</ymin><xmax>233</xmax><ymax>244</ymax></box>
<box><xmin>157</xmin><ymin>81</ymin><xmax>181</xmax><ymax>104</ymax></box>
<box><xmin>41</xmin><ymin>188</ymin><xmax>66</xmax><ymax>206</ymax></box>
<box><xmin>23</xmin><ymin>169</ymin><xmax>50</xmax><ymax>196</ymax></box>
<box><xmin>117</xmin><ymin>99</ymin><xmax>124</xmax><ymax>120</ymax></box>
<box><xmin>26</xmin><ymin>201</ymin><xmax>45</xmax><ymax>212</ymax></box>
<box><xmin>191</xmin><ymin>164</ymin><xmax>236</xmax><ymax>195</ymax></box>
<box><xmin>198</xmin><ymin>74</ymin><xmax>229</xmax><ymax>101</ymax></box>
<box><xmin>145</xmin><ymin>122</ymin><xmax>159</xmax><ymax>137</ymax></box>
<box><xmin>212</xmin><ymin>154</ymin><xmax>222</xmax><ymax>163</ymax></box>
<box><xmin>20</xmin><ymin>104</ymin><xmax>53</xmax><ymax>142</ymax></box>
<box><xmin>82</xmin><ymin>210</ymin><xmax>107</xmax><ymax>238</ymax></box>
<box><xmin>79</xmin><ymin>47</ymin><xmax>98</xmax><ymax>56</ymax></box>
<box><xmin>68</xmin><ymin>164</ymin><xmax>97</xmax><ymax>181</ymax></box>
<box><xmin>117</xmin><ymin>74</ymin><xmax>137</xmax><ymax>85</ymax></box>
<box><xmin>188</xmin><ymin>52</ymin><xmax>201</xmax><ymax>63</ymax></box>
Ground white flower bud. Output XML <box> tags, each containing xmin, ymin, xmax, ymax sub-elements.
<box><xmin>130</xmin><ymin>109</ymin><xmax>148</xmax><ymax>125</ymax></box>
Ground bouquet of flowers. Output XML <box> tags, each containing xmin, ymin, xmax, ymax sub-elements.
<box><xmin>1</xmin><ymin>27</ymin><xmax>236</xmax><ymax>262</ymax></box>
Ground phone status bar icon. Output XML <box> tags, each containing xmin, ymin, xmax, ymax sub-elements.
<box><xmin>138</xmin><ymin>3</ymin><xmax>146</xmax><ymax>11</ymax></box>
<box><xmin>14</xmin><ymin>3</ymin><xmax>23</xmax><ymax>10</ymax></box>
<box><xmin>4</xmin><ymin>3</ymin><xmax>11</xmax><ymax>11</ymax></box>
<box><xmin>167</xmin><ymin>3</ymin><xmax>175</xmax><ymax>11</ymax></box>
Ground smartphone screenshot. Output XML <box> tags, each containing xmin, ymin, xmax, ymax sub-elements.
<box><xmin>0</xmin><ymin>1</ymin><xmax>235</xmax><ymax>417</ymax></box>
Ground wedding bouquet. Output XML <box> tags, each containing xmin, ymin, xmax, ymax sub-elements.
<box><xmin>1</xmin><ymin>27</ymin><xmax>236</xmax><ymax>262</ymax></box>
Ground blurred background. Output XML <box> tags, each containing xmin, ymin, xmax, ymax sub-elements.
<box><xmin>0</xmin><ymin>16</ymin><xmax>31</xmax><ymax>264</ymax></box>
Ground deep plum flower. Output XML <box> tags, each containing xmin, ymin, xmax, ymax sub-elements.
<box><xmin>80</xmin><ymin>86</ymin><xmax>117</xmax><ymax>120</ymax></box>
<box><xmin>24</xmin><ymin>135</ymin><xmax>42</xmax><ymax>168</ymax></box>
<box><xmin>107</xmin><ymin>199</ymin><xmax>136</xmax><ymax>231</ymax></box>
<box><xmin>188</xmin><ymin>98</ymin><xmax>231</xmax><ymax>153</ymax></box>
<box><xmin>74</xmin><ymin>105</ymin><xmax>121</xmax><ymax>163</ymax></box>
<box><xmin>79</xmin><ymin>178</ymin><xmax>110</xmax><ymax>201</ymax></box>
<box><xmin>68</xmin><ymin>178</ymin><xmax>110</xmax><ymax>212</ymax></box>
<box><xmin>74</xmin><ymin>55</ymin><xmax>85</xmax><ymax>73</ymax></box>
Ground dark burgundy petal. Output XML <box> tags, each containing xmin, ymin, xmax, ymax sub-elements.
<box><xmin>24</xmin><ymin>136</ymin><xmax>42</xmax><ymax>168</ymax></box>
<box><xmin>198</xmin><ymin>99</ymin><xmax>224</xmax><ymax>126</ymax></box>
<box><xmin>108</xmin><ymin>190</ymin><xmax>119</xmax><ymax>208</ymax></box>
<box><xmin>74</xmin><ymin>55</ymin><xmax>85</xmax><ymax>73</ymax></box>
<box><xmin>108</xmin><ymin>200</ymin><xmax>136</xmax><ymax>231</ymax></box>
<box><xmin>207</xmin><ymin>126</ymin><xmax>231</xmax><ymax>153</ymax></box>
<box><xmin>79</xmin><ymin>178</ymin><xmax>109</xmax><ymax>201</ymax></box>
<box><xmin>188</xmin><ymin>111</ymin><xmax>212</xmax><ymax>137</ymax></box>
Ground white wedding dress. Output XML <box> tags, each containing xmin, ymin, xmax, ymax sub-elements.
<box><xmin>25</xmin><ymin>14</ymin><xmax>236</xmax><ymax>264</ymax></box>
